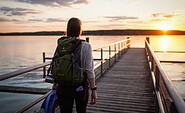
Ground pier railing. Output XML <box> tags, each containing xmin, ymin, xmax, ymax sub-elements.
<box><xmin>93</xmin><ymin>37</ymin><xmax>130</xmax><ymax>79</ymax></box>
<box><xmin>145</xmin><ymin>37</ymin><xmax>185</xmax><ymax>113</ymax></box>
<box><xmin>0</xmin><ymin>37</ymin><xmax>131</xmax><ymax>113</ymax></box>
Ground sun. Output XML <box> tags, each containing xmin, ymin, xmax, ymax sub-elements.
<box><xmin>158</xmin><ymin>22</ymin><xmax>172</xmax><ymax>31</ymax></box>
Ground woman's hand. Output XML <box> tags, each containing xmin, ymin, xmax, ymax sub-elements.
<box><xmin>52</xmin><ymin>83</ymin><xmax>58</xmax><ymax>90</ymax></box>
<box><xmin>90</xmin><ymin>90</ymin><xmax>97</xmax><ymax>105</ymax></box>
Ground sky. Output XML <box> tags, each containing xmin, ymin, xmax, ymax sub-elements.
<box><xmin>0</xmin><ymin>0</ymin><xmax>185</xmax><ymax>33</ymax></box>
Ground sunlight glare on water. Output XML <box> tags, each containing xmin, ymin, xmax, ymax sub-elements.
<box><xmin>160</xmin><ymin>36</ymin><xmax>170</xmax><ymax>52</ymax></box>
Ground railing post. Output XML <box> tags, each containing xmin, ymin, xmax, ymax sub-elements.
<box><xmin>101</xmin><ymin>48</ymin><xmax>103</xmax><ymax>76</ymax></box>
<box><xmin>109</xmin><ymin>46</ymin><xmax>111</xmax><ymax>67</ymax></box>
<box><xmin>151</xmin><ymin>57</ymin><xmax>154</xmax><ymax>71</ymax></box>
<box><xmin>146</xmin><ymin>37</ymin><xmax>150</xmax><ymax>44</ymax></box>
<box><xmin>155</xmin><ymin>66</ymin><xmax>160</xmax><ymax>113</ymax></box>
<box><xmin>122</xmin><ymin>42</ymin><xmax>124</xmax><ymax>54</ymax></box>
<box><xmin>127</xmin><ymin>37</ymin><xmax>130</xmax><ymax>48</ymax></box>
<box><xmin>43</xmin><ymin>52</ymin><xmax>46</xmax><ymax>78</ymax></box>
<box><xmin>148</xmin><ymin>47</ymin><xmax>152</xmax><ymax>63</ymax></box>
<box><xmin>117</xmin><ymin>43</ymin><xmax>119</xmax><ymax>58</ymax></box>
<box><xmin>123</xmin><ymin>42</ymin><xmax>125</xmax><ymax>53</ymax></box>
<box><xmin>86</xmin><ymin>37</ymin><xmax>89</xmax><ymax>43</ymax></box>
<box><xmin>156</xmin><ymin>66</ymin><xmax>160</xmax><ymax>91</ymax></box>
<box><xmin>121</xmin><ymin>42</ymin><xmax>123</xmax><ymax>55</ymax></box>
<box><xmin>155</xmin><ymin>95</ymin><xmax>159</xmax><ymax>113</ymax></box>
<box><xmin>170</xmin><ymin>102</ymin><xmax>178</xmax><ymax>113</ymax></box>
<box><xmin>119</xmin><ymin>43</ymin><xmax>121</xmax><ymax>58</ymax></box>
<box><xmin>114</xmin><ymin>44</ymin><xmax>116</xmax><ymax>62</ymax></box>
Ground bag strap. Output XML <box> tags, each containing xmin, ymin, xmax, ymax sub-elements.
<box><xmin>57</xmin><ymin>37</ymin><xmax>83</xmax><ymax>56</ymax></box>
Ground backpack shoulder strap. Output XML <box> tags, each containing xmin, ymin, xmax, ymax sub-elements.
<box><xmin>54</xmin><ymin>36</ymin><xmax>85</xmax><ymax>56</ymax></box>
<box><xmin>71</xmin><ymin>39</ymin><xmax>84</xmax><ymax>53</ymax></box>
<box><xmin>57</xmin><ymin>36</ymin><xmax>68</xmax><ymax>43</ymax></box>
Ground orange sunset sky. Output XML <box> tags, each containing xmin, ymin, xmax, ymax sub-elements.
<box><xmin>0</xmin><ymin>0</ymin><xmax>185</xmax><ymax>33</ymax></box>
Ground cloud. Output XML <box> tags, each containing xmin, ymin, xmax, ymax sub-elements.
<box><xmin>0</xmin><ymin>18</ymin><xmax>9</xmax><ymax>22</ymax></box>
<box><xmin>15</xmin><ymin>0</ymin><xmax>89</xmax><ymax>7</ymax></box>
<box><xmin>163</xmin><ymin>14</ymin><xmax>174</xmax><ymax>18</ymax></box>
<box><xmin>12</xmin><ymin>19</ymin><xmax>20</xmax><ymax>22</ymax></box>
<box><xmin>28</xmin><ymin>19</ymin><xmax>43</xmax><ymax>22</ymax></box>
<box><xmin>0</xmin><ymin>17</ymin><xmax>66</xmax><ymax>23</ymax></box>
<box><xmin>105</xmin><ymin>16</ymin><xmax>138</xmax><ymax>21</ymax></box>
<box><xmin>83</xmin><ymin>20</ymin><xmax>100</xmax><ymax>23</ymax></box>
<box><xmin>46</xmin><ymin>18</ymin><xmax>66</xmax><ymax>22</ymax></box>
<box><xmin>0</xmin><ymin>7</ymin><xmax>41</xmax><ymax>16</ymax></box>
<box><xmin>0</xmin><ymin>17</ymin><xmax>20</xmax><ymax>22</ymax></box>
<box><xmin>98</xmin><ymin>24</ymin><xmax>126</xmax><ymax>27</ymax></box>
<box><xmin>151</xmin><ymin>13</ymin><xmax>175</xmax><ymax>19</ymax></box>
<box><xmin>127</xmin><ymin>20</ymin><xmax>143</xmax><ymax>23</ymax></box>
<box><xmin>28</xmin><ymin>18</ymin><xmax>66</xmax><ymax>23</ymax></box>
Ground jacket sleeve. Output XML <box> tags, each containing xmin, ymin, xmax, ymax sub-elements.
<box><xmin>82</xmin><ymin>42</ymin><xmax>95</xmax><ymax>79</ymax></box>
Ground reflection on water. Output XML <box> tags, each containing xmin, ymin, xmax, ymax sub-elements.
<box><xmin>150</xmin><ymin>35</ymin><xmax>185</xmax><ymax>51</ymax></box>
<box><xmin>162</xmin><ymin>63</ymin><xmax>185</xmax><ymax>98</ymax></box>
<box><xmin>160</xmin><ymin>35</ymin><xmax>170</xmax><ymax>52</ymax></box>
<box><xmin>0</xmin><ymin>36</ymin><xmax>58</xmax><ymax>74</ymax></box>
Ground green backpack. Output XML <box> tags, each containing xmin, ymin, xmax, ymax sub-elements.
<box><xmin>51</xmin><ymin>37</ymin><xmax>85</xmax><ymax>85</ymax></box>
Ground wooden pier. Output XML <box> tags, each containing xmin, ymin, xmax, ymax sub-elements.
<box><xmin>86</xmin><ymin>48</ymin><xmax>155</xmax><ymax>113</ymax></box>
<box><xmin>1</xmin><ymin>37</ymin><xmax>185</xmax><ymax>113</ymax></box>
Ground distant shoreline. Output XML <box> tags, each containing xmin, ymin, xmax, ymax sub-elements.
<box><xmin>0</xmin><ymin>29</ymin><xmax>185</xmax><ymax>36</ymax></box>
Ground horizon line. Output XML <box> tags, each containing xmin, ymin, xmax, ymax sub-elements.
<box><xmin>0</xmin><ymin>29</ymin><xmax>185</xmax><ymax>34</ymax></box>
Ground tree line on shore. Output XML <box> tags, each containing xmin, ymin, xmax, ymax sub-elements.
<box><xmin>0</xmin><ymin>29</ymin><xmax>185</xmax><ymax>36</ymax></box>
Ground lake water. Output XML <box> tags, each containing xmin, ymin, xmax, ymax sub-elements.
<box><xmin>0</xmin><ymin>35</ymin><xmax>185</xmax><ymax>101</ymax></box>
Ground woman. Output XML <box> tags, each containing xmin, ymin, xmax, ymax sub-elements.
<box><xmin>52</xmin><ymin>17</ymin><xmax>97</xmax><ymax>113</ymax></box>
